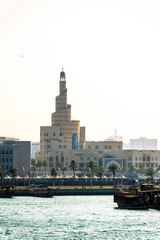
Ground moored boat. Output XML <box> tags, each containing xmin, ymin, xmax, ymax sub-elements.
<box><xmin>114</xmin><ymin>184</ymin><xmax>160</xmax><ymax>210</ymax></box>
<box><xmin>31</xmin><ymin>187</ymin><xmax>56</xmax><ymax>197</ymax></box>
<box><xmin>0</xmin><ymin>186</ymin><xmax>15</xmax><ymax>198</ymax></box>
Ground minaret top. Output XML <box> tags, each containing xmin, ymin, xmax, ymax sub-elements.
<box><xmin>60</xmin><ymin>67</ymin><xmax>66</xmax><ymax>80</ymax></box>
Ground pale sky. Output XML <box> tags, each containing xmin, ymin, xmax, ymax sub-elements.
<box><xmin>0</xmin><ymin>0</ymin><xmax>160</xmax><ymax>146</ymax></box>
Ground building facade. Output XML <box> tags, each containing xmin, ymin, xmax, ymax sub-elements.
<box><xmin>0</xmin><ymin>140</ymin><xmax>31</xmax><ymax>177</ymax></box>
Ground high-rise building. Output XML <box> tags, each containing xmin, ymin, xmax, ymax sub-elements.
<box><xmin>130</xmin><ymin>137</ymin><xmax>157</xmax><ymax>150</ymax></box>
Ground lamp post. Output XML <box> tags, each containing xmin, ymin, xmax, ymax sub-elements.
<box><xmin>21</xmin><ymin>167</ymin><xmax>25</xmax><ymax>187</ymax></box>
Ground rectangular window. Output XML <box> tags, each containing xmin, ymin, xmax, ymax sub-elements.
<box><xmin>87</xmin><ymin>157</ymin><xmax>90</xmax><ymax>161</ymax></box>
<box><xmin>143</xmin><ymin>157</ymin><xmax>145</xmax><ymax>161</ymax></box>
<box><xmin>47</xmin><ymin>145</ymin><xmax>51</xmax><ymax>149</ymax></box>
<box><xmin>155</xmin><ymin>163</ymin><xmax>158</xmax><ymax>167</ymax></box>
<box><xmin>135</xmin><ymin>157</ymin><xmax>138</xmax><ymax>161</ymax></box>
<box><xmin>6</xmin><ymin>150</ymin><xmax>9</xmax><ymax>154</ymax></box>
<box><xmin>10</xmin><ymin>158</ymin><xmax>13</xmax><ymax>162</ymax></box>
<box><xmin>128</xmin><ymin>163</ymin><xmax>132</xmax><ymax>167</ymax></box>
<box><xmin>80</xmin><ymin>157</ymin><xmax>84</xmax><ymax>161</ymax></box>
<box><xmin>94</xmin><ymin>157</ymin><xmax>97</xmax><ymax>161</ymax></box>
<box><xmin>63</xmin><ymin>145</ymin><xmax>67</xmax><ymax>149</ymax></box>
<box><xmin>155</xmin><ymin>157</ymin><xmax>158</xmax><ymax>161</ymax></box>
<box><xmin>60</xmin><ymin>133</ymin><xmax>62</xmax><ymax>136</ymax></box>
<box><xmin>139</xmin><ymin>157</ymin><xmax>141</xmax><ymax>161</ymax></box>
<box><xmin>88</xmin><ymin>146</ymin><xmax>91</xmax><ymax>149</ymax></box>
<box><xmin>6</xmin><ymin>158</ymin><xmax>8</xmax><ymax>162</ymax></box>
<box><xmin>128</xmin><ymin>157</ymin><xmax>132</xmax><ymax>161</ymax></box>
<box><xmin>147</xmin><ymin>157</ymin><xmax>150</xmax><ymax>161</ymax></box>
<box><xmin>104</xmin><ymin>146</ymin><xmax>108</xmax><ymax>149</ymax></box>
<box><xmin>118</xmin><ymin>146</ymin><xmax>121</xmax><ymax>149</ymax></box>
<box><xmin>146</xmin><ymin>163</ymin><xmax>149</xmax><ymax>167</ymax></box>
<box><xmin>10</xmin><ymin>166</ymin><xmax>12</xmax><ymax>169</ymax></box>
<box><xmin>80</xmin><ymin>145</ymin><xmax>83</xmax><ymax>149</ymax></box>
<box><xmin>6</xmin><ymin>166</ymin><xmax>8</xmax><ymax>170</ymax></box>
<box><xmin>53</xmin><ymin>133</ymin><xmax>55</xmax><ymax>136</ymax></box>
<box><xmin>2</xmin><ymin>150</ymin><xmax>5</xmax><ymax>155</ymax></box>
<box><xmin>135</xmin><ymin>163</ymin><xmax>138</xmax><ymax>168</ymax></box>
<box><xmin>79</xmin><ymin>163</ymin><xmax>84</xmax><ymax>168</ymax></box>
<box><xmin>2</xmin><ymin>158</ymin><xmax>4</xmax><ymax>162</ymax></box>
<box><xmin>152</xmin><ymin>157</ymin><xmax>154</xmax><ymax>161</ymax></box>
<box><xmin>58</xmin><ymin>145</ymin><xmax>62</xmax><ymax>149</ymax></box>
<box><xmin>95</xmin><ymin>145</ymin><xmax>99</xmax><ymax>150</ymax></box>
<box><xmin>10</xmin><ymin>150</ymin><xmax>13</xmax><ymax>154</ymax></box>
<box><xmin>151</xmin><ymin>163</ymin><xmax>154</xmax><ymax>167</ymax></box>
<box><xmin>109</xmin><ymin>146</ymin><xmax>112</xmax><ymax>149</ymax></box>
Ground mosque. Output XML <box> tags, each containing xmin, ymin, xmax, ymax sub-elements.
<box><xmin>38</xmin><ymin>70</ymin><xmax>160</xmax><ymax>172</ymax></box>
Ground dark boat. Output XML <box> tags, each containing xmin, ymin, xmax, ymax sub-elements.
<box><xmin>31</xmin><ymin>186</ymin><xmax>56</xmax><ymax>197</ymax></box>
<box><xmin>114</xmin><ymin>186</ymin><xmax>149</xmax><ymax>209</ymax></box>
<box><xmin>0</xmin><ymin>186</ymin><xmax>15</xmax><ymax>198</ymax></box>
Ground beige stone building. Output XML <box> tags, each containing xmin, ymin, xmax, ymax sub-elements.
<box><xmin>39</xmin><ymin>70</ymin><xmax>123</xmax><ymax>171</ymax></box>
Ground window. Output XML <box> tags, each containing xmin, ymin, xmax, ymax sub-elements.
<box><xmin>53</xmin><ymin>133</ymin><xmax>55</xmax><ymax>136</ymax></box>
<box><xmin>88</xmin><ymin>146</ymin><xmax>91</xmax><ymax>149</ymax></box>
<box><xmin>128</xmin><ymin>157</ymin><xmax>132</xmax><ymax>161</ymax></box>
<box><xmin>151</xmin><ymin>163</ymin><xmax>154</xmax><ymax>167</ymax></box>
<box><xmin>147</xmin><ymin>157</ymin><xmax>150</xmax><ymax>162</ymax></box>
<box><xmin>79</xmin><ymin>163</ymin><xmax>84</xmax><ymax>168</ymax></box>
<box><xmin>139</xmin><ymin>157</ymin><xmax>141</xmax><ymax>161</ymax></box>
<box><xmin>135</xmin><ymin>163</ymin><xmax>138</xmax><ymax>168</ymax></box>
<box><xmin>135</xmin><ymin>157</ymin><xmax>138</xmax><ymax>161</ymax></box>
<box><xmin>72</xmin><ymin>133</ymin><xmax>78</xmax><ymax>149</ymax></box>
<box><xmin>80</xmin><ymin>157</ymin><xmax>84</xmax><ymax>161</ymax></box>
<box><xmin>60</xmin><ymin>133</ymin><xmax>62</xmax><ymax>136</ymax></box>
<box><xmin>143</xmin><ymin>157</ymin><xmax>145</xmax><ymax>161</ymax></box>
<box><xmin>58</xmin><ymin>145</ymin><xmax>62</xmax><ymax>149</ymax></box>
<box><xmin>155</xmin><ymin>163</ymin><xmax>158</xmax><ymax>167</ymax></box>
<box><xmin>109</xmin><ymin>146</ymin><xmax>112</xmax><ymax>149</ymax></box>
<box><xmin>10</xmin><ymin>166</ymin><xmax>12</xmax><ymax>169</ymax></box>
<box><xmin>2</xmin><ymin>150</ymin><xmax>5</xmax><ymax>155</ymax></box>
<box><xmin>80</xmin><ymin>145</ymin><xmax>83</xmax><ymax>149</ymax></box>
<box><xmin>128</xmin><ymin>163</ymin><xmax>132</xmax><ymax>167</ymax></box>
<box><xmin>104</xmin><ymin>146</ymin><xmax>108</xmax><ymax>149</ymax></box>
<box><xmin>94</xmin><ymin>157</ymin><xmax>97</xmax><ymax>161</ymax></box>
<box><xmin>47</xmin><ymin>145</ymin><xmax>51</xmax><ymax>149</ymax></box>
<box><xmin>10</xmin><ymin>158</ymin><xmax>13</xmax><ymax>162</ymax></box>
<box><xmin>95</xmin><ymin>145</ymin><xmax>99</xmax><ymax>150</ymax></box>
<box><xmin>63</xmin><ymin>145</ymin><xmax>67</xmax><ymax>149</ymax></box>
<box><xmin>6</xmin><ymin>166</ymin><xmax>8</xmax><ymax>170</ymax></box>
<box><xmin>152</xmin><ymin>157</ymin><xmax>154</xmax><ymax>161</ymax></box>
<box><xmin>6</xmin><ymin>158</ymin><xmax>8</xmax><ymax>162</ymax></box>
<box><xmin>87</xmin><ymin>157</ymin><xmax>90</xmax><ymax>161</ymax></box>
<box><xmin>2</xmin><ymin>158</ymin><xmax>4</xmax><ymax>162</ymax></box>
<box><xmin>146</xmin><ymin>163</ymin><xmax>149</xmax><ymax>167</ymax></box>
<box><xmin>155</xmin><ymin>157</ymin><xmax>158</xmax><ymax>161</ymax></box>
<box><xmin>118</xmin><ymin>146</ymin><xmax>121</xmax><ymax>149</ymax></box>
<box><xmin>6</xmin><ymin>150</ymin><xmax>9</xmax><ymax>154</ymax></box>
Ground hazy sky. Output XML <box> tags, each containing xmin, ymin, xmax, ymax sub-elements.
<box><xmin>1</xmin><ymin>0</ymin><xmax>160</xmax><ymax>146</ymax></box>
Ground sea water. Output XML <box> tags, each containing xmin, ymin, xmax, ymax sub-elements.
<box><xmin>0</xmin><ymin>196</ymin><xmax>160</xmax><ymax>240</ymax></box>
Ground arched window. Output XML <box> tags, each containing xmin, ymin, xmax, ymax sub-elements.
<box><xmin>72</xmin><ymin>133</ymin><xmax>78</xmax><ymax>149</ymax></box>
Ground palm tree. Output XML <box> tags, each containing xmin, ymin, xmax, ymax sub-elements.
<box><xmin>69</xmin><ymin>160</ymin><xmax>77</xmax><ymax>181</ymax></box>
<box><xmin>49</xmin><ymin>161</ymin><xmax>54</xmax><ymax>170</ymax></box>
<box><xmin>108</xmin><ymin>164</ymin><xmax>118</xmax><ymax>187</ymax></box>
<box><xmin>43</xmin><ymin>160</ymin><xmax>48</xmax><ymax>176</ymax></box>
<box><xmin>37</xmin><ymin>160</ymin><xmax>42</xmax><ymax>174</ymax></box>
<box><xmin>145</xmin><ymin>167</ymin><xmax>155</xmax><ymax>183</ymax></box>
<box><xmin>128</xmin><ymin>164</ymin><xmax>136</xmax><ymax>173</ymax></box>
<box><xmin>51</xmin><ymin>167</ymin><xmax>58</xmax><ymax>177</ymax></box>
<box><xmin>62</xmin><ymin>166</ymin><xmax>68</xmax><ymax>177</ymax></box>
<box><xmin>8</xmin><ymin>168</ymin><xmax>17</xmax><ymax>185</ymax></box>
<box><xmin>88</xmin><ymin>161</ymin><xmax>95</xmax><ymax>188</ymax></box>
<box><xmin>96</xmin><ymin>166</ymin><xmax>105</xmax><ymax>188</ymax></box>
<box><xmin>138</xmin><ymin>164</ymin><xmax>145</xmax><ymax>176</ymax></box>
<box><xmin>0</xmin><ymin>167</ymin><xmax>3</xmax><ymax>188</ymax></box>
